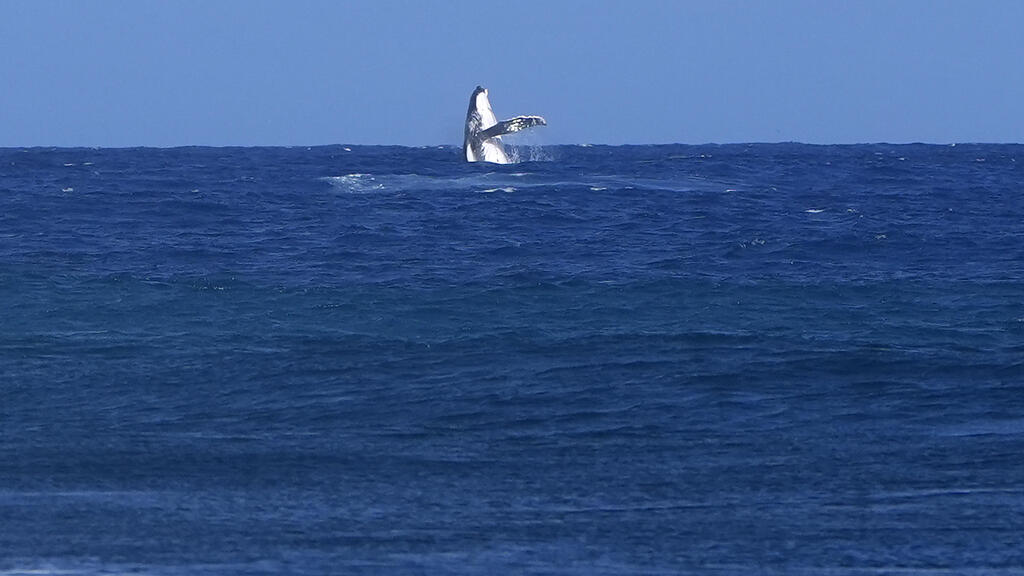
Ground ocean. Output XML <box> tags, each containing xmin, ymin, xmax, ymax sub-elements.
<box><xmin>1</xmin><ymin>143</ymin><xmax>1022</xmax><ymax>575</ymax></box>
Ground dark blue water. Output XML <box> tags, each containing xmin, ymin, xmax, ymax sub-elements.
<box><xmin>2</xmin><ymin>144</ymin><xmax>1023</xmax><ymax>575</ymax></box>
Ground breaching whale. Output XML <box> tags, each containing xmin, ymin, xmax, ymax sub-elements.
<box><xmin>463</xmin><ymin>86</ymin><xmax>546</xmax><ymax>164</ymax></box>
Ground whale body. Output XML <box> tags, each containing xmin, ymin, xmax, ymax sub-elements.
<box><xmin>463</xmin><ymin>86</ymin><xmax>546</xmax><ymax>164</ymax></box>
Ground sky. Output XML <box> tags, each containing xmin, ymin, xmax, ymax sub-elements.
<box><xmin>1</xmin><ymin>0</ymin><xmax>1022</xmax><ymax>147</ymax></box>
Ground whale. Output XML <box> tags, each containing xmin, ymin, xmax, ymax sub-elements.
<box><xmin>463</xmin><ymin>86</ymin><xmax>546</xmax><ymax>164</ymax></box>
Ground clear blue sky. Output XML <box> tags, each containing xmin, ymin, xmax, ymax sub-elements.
<box><xmin>2</xmin><ymin>0</ymin><xmax>1022</xmax><ymax>146</ymax></box>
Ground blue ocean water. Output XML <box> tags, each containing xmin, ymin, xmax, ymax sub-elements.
<box><xmin>1</xmin><ymin>143</ymin><xmax>1022</xmax><ymax>575</ymax></box>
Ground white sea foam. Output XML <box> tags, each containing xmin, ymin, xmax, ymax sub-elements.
<box><xmin>805</xmin><ymin>208</ymin><xmax>825</xmax><ymax>213</ymax></box>
<box><xmin>323</xmin><ymin>173</ymin><xmax>384</xmax><ymax>193</ymax></box>
<box><xmin>324</xmin><ymin>171</ymin><xmax>713</xmax><ymax>196</ymax></box>
<box><xmin>0</xmin><ymin>565</ymin><xmax>158</xmax><ymax>576</ymax></box>
<box><xmin>0</xmin><ymin>565</ymin><xmax>78</xmax><ymax>569</ymax></box>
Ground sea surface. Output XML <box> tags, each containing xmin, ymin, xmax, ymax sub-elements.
<box><xmin>1</xmin><ymin>143</ymin><xmax>1023</xmax><ymax>575</ymax></box>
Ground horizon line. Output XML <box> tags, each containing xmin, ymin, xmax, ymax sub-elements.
<box><xmin>2</xmin><ymin>141</ymin><xmax>1021</xmax><ymax>150</ymax></box>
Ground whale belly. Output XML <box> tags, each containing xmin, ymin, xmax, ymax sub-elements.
<box><xmin>480</xmin><ymin>138</ymin><xmax>509</xmax><ymax>164</ymax></box>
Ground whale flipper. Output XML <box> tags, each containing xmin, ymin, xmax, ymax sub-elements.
<box><xmin>464</xmin><ymin>86</ymin><xmax>546</xmax><ymax>164</ymax></box>
<box><xmin>479</xmin><ymin>116</ymin><xmax>547</xmax><ymax>140</ymax></box>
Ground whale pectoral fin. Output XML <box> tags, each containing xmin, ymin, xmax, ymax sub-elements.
<box><xmin>479</xmin><ymin>115</ymin><xmax>547</xmax><ymax>139</ymax></box>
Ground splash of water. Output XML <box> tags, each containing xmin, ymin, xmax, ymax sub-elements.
<box><xmin>504</xmin><ymin>144</ymin><xmax>553</xmax><ymax>163</ymax></box>
<box><xmin>503</xmin><ymin>130</ymin><xmax>552</xmax><ymax>163</ymax></box>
